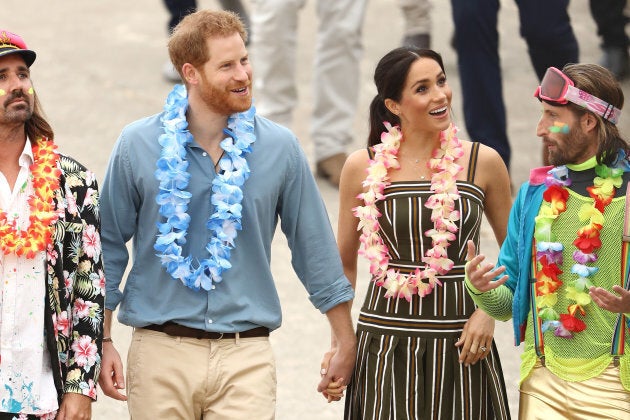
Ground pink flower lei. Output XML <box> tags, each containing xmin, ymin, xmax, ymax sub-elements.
<box><xmin>353</xmin><ymin>122</ymin><xmax>464</xmax><ymax>301</ymax></box>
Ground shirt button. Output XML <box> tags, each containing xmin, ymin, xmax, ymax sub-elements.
<box><xmin>202</xmin><ymin>152</ymin><xmax>208</xmax><ymax>157</ymax></box>
<box><xmin>212</xmin><ymin>285</ymin><xmax>216</xmax><ymax>290</ymax></box>
<box><xmin>207</xmin><ymin>319</ymin><xmax>213</xmax><ymax>324</ymax></box>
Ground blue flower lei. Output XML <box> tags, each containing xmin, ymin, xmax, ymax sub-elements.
<box><xmin>154</xmin><ymin>84</ymin><xmax>256</xmax><ymax>291</ymax></box>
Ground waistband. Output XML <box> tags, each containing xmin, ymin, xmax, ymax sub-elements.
<box><xmin>142</xmin><ymin>322</ymin><xmax>269</xmax><ymax>340</ymax></box>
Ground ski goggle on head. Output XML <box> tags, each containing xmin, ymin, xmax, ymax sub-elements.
<box><xmin>534</xmin><ymin>67</ymin><xmax>621</xmax><ymax>125</ymax></box>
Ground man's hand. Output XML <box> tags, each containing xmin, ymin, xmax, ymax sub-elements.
<box><xmin>56</xmin><ymin>392</ymin><xmax>91</xmax><ymax>420</ymax></box>
<box><xmin>465</xmin><ymin>240</ymin><xmax>508</xmax><ymax>293</ymax></box>
<box><xmin>98</xmin><ymin>342</ymin><xmax>128</xmax><ymax>401</ymax></box>
<box><xmin>317</xmin><ymin>303</ymin><xmax>356</xmax><ymax>402</ymax></box>
<box><xmin>318</xmin><ymin>343</ymin><xmax>354</xmax><ymax>402</ymax></box>
<box><xmin>589</xmin><ymin>285</ymin><xmax>630</xmax><ymax>313</ymax></box>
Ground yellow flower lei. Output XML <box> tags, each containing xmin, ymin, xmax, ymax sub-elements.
<box><xmin>0</xmin><ymin>138</ymin><xmax>60</xmax><ymax>258</ymax></box>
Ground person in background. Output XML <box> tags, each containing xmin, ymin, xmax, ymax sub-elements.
<box><xmin>398</xmin><ymin>0</ymin><xmax>431</xmax><ymax>49</ymax></box>
<box><xmin>0</xmin><ymin>29</ymin><xmax>104</xmax><ymax>419</ymax></box>
<box><xmin>451</xmin><ymin>0</ymin><xmax>579</xmax><ymax>169</ymax></box>
<box><xmin>249</xmin><ymin>0</ymin><xmax>367</xmax><ymax>187</ymax></box>
<box><xmin>97</xmin><ymin>10</ymin><xmax>356</xmax><ymax>419</ymax></box>
<box><xmin>466</xmin><ymin>63</ymin><xmax>630</xmax><ymax>418</ymax></box>
<box><xmin>335</xmin><ymin>46</ymin><xmax>512</xmax><ymax>419</ymax></box>
<box><xmin>589</xmin><ymin>0</ymin><xmax>629</xmax><ymax>80</ymax></box>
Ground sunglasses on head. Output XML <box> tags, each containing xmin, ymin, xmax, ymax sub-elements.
<box><xmin>533</xmin><ymin>67</ymin><xmax>621</xmax><ymax>124</ymax></box>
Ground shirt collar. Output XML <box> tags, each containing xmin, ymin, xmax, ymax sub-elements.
<box><xmin>566</xmin><ymin>155</ymin><xmax>597</xmax><ymax>171</ymax></box>
<box><xmin>18</xmin><ymin>137</ymin><xmax>34</xmax><ymax>169</ymax></box>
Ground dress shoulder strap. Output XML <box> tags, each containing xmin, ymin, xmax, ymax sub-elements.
<box><xmin>466</xmin><ymin>142</ymin><xmax>481</xmax><ymax>183</ymax></box>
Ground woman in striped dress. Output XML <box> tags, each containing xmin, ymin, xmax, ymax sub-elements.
<box><xmin>334</xmin><ymin>47</ymin><xmax>513</xmax><ymax>419</ymax></box>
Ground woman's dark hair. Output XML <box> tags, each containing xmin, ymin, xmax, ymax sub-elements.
<box><xmin>368</xmin><ymin>47</ymin><xmax>445</xmax><ymax>147</ymax></box>
<box><xmin>562</xmin><ymin>63</ymin><xmax>628</xmax><ymax>165</ymax></box>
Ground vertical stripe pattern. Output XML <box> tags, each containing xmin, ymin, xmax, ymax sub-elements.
<box><xmin>345</xmin><ymin>143</ymin><xmax>511</xmax><ymax>419</ymax></box>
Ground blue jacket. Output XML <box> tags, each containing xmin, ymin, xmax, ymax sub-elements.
<box><xmin>497</xmin><ymin>166</ymin><xmax>550</xmax><ymax>345</ymax></box>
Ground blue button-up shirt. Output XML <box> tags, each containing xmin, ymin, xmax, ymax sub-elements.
<box><xmin>101</xmin><ymin>112</ymin><xmax>353</xmax><ymax>332</ymax></box>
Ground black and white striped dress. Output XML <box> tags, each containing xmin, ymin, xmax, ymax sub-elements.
<box><xmin>344</xmin><ymin>143</ymin><xmax>511</xmax><ymax>420</ymax></box>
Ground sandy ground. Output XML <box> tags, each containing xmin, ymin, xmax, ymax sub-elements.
<box><xmin>4</xmin><ymin>0</ymin><xmax>628</xmax><ymax>418</ymax></box>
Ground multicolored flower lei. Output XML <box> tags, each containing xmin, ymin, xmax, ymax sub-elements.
<box><xmin>353</xmin><ymin>122</ymin><xmax>464</xmax><ymax>301</ymax></box>
<box><xmin>0</xmin><ymin>138</ymin><xmax>60</xmax><ymax>258</ymax></box>
<box><xmin>534</xmin><ymin>161</ymin><xmax>625</xmax><ymax>338</ymax></box>
<box><xmin>154</xmin><ymin>84</ymin><xmax>256</xmax><ymax>291</ymax></box>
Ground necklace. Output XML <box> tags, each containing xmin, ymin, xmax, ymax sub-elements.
<box><xmin>353</xmin><ymin>122</ymin><xmax>464</xmax><ymax>300</ymax></box>
<box><xmin>406</xmin><ymin>157</ymin><xmax>430</xmax><ymax>179</ymax></box>
<box><xmin>154</xmin><ymin>84</ymin><xmax>256</xmax><ymax>291</ymax></box>
<box><xmin>534</xmin><ymin>157</ymin><xmax>626</xmax><ymax>338</ymax></box>
<box><xmin>0</xmin><ymin>138</ymin><xmax>60</xmax><ymax>258</ymax></box>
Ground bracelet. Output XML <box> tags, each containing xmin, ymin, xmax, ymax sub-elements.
<box><xmin>102</xmin><ymin>337</ymin><xmax>113</xmax><ymax>343</ymax></box>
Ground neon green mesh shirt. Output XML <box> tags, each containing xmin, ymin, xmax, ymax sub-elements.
<box><xmin>467</xmin><ymin>160</ymin><xmax>630</xmax><ymax>391</ymax></box>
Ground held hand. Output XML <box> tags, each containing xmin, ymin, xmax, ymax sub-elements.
<box><xmin>455</xmin><ymin>309</ymin><xmax>495</xmax><ymax>366</ymax></box>
<box><xmin>465</xmin><ymin>240</ymin><xmax>508</xmax><ymax>293</ymax></box>
<box><xmin>589</xmin><ymin>285</ymin><xmax>630</xmax><ymax>313</ymax></box>
<box><xmin>317</xmin><ymin>340</ymin><xmax>356</xmax><ymax>402</ymax></box>
<box><xmin>56</xmin><ymin>393</ymin><xmax>92</xmax><ymax>420</ymax></box>
<box><xmin>323</xmin><ymin>378</ymin><xmax>347</xmax><ymax>403</ymax></box>
<box><xmin>318</xmin><ymin>349</ymin><xmax>340</xmax><ymax>402</ymax></box>
<box><xmin>98</xmin><ymin>342</ymin><xmax>128</xmax><ymax>401</ymax></box>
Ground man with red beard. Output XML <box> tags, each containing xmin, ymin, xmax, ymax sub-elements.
<box><xmin>465</xmin><ymin>63</ymin><xmax>630</xmax><ymax>418</ymax></box>
<box><xmin>0</xmin><ymin>30</ymin><xmax>104</xmax><ymax>419</ymax></box>
<box><xmin>98</xmin><ymin>10</ymin><xmax>355</xmax><ymax>419</ymax></box>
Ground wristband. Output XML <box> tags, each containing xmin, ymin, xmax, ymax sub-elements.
<box><xmin>102</xmin><ymin>337</ymin><xmax>113</xmax><ymax>343</ymax></box>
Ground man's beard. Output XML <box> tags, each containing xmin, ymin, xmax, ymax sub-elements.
<box><xmin>1</xmin><ymin>90</ymin><xmax>34</xmax><ymax>124</ymax></box>
<box><xmin>545</xmin><ymin>126</ymin><xmax>593</xmax><ymax>166</ymax></box>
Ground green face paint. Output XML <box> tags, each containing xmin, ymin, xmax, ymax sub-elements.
<box><xmin>28</xmin><ymin>87</ymin><xmax>34</xmax><ymax>95</ymax></box>
<box><xmin>0</xmin><ymin>89</ymin><xmax>5</xmax><ymax>96</ymax></box>
<box><xmin>549</xmin><ymin>121</ymin><xmax>570</xmax><ymax>134</ymax></box>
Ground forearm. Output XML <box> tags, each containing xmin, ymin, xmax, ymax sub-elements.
<box><xmin>104</xmin><ymin>309</ymin><xmax>114</xmax><ymax>338</ymax></box>
<box><xmin>465</xmin><ymin>277</ymin><xmax>514</xmax><ymax>321</ymax></box>
<box><xmin>325</xmin><ymin>302</ymin><xmax>356</xmax><ymax>350</ymax></box>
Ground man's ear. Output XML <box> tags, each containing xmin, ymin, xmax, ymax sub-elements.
<box><xmin>181</xmin><ymin>63</ymin><xmax>198</xmax><ymax>85</ymax></box>
<box><xmin>580</xmin><ymin>112</ymin><xmax>598</xmax><ymax>135</ymax></box>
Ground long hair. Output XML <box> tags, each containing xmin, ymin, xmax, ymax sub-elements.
<box><xmin>25</xmin><ymin>90</ymin><xmax>54</xmax><ymax>141</ymax></box>
<box><xmin>368</xmin><ymin>47</ymin><xmax>445</xmax><ymax>148</ymax></box>
<box><xmin>562</xmin><ymin>63</ymin><xmax>628</xmax><ymax>166</ymax></box>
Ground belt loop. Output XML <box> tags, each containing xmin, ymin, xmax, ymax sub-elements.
<box><xmin>540</xmin><ymin>356</ymin><xmax>546</xmax><ymax>367</ymax></box>
<box><xmin>235</xmin><ymin>331</ymin><xmax>240</xmax><ymax>345</ymax></box>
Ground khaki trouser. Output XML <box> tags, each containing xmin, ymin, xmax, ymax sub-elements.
<box><xmin>127</xmin><ymin>328</ymin><xmax>276</xmax><ymax>420</ymax></box>
<box><xmin>519</xmin><ymin>360</ymin><xmax>630</xmax><ymax>419</ymax></box>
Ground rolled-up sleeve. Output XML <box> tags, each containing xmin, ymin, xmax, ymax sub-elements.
<box><xmin>278</xmin><ymin>140</ymin><xmax>354</xmax><ymax>313</ymax></box>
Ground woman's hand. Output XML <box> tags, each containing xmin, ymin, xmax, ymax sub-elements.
<box><xmin>455</xmin><ymin>308</ymin><xmax>495</xmax><ymax>366</ymax></box>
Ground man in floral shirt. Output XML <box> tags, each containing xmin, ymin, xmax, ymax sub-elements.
<box><xmin>0</xmin><ymin>30</ymin><xmax>104</xmax><ymax>419</ymax></box>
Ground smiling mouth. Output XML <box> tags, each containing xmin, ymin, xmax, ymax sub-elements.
<box><xmin>429</xmin><ymin>106</ymin><xmax>448</xmax><ymax>116</ymax></box>
<box><xmin>232</xmin><ymin>87</ymin><xmax>248</xmax><ymax>94</ymax></box>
